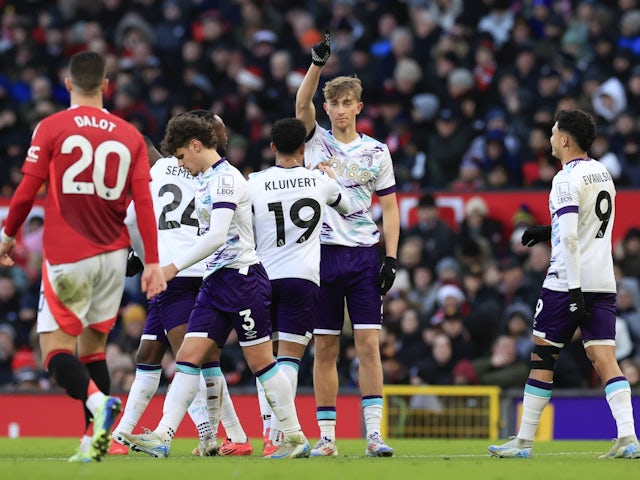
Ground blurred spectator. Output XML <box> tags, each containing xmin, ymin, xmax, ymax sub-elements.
<box><xmin>458</xmin><ymin>196</ymin><xmax>504</xmax><ymax>258</ymax></box>
<box><xmin>0</xmin><ymin>323</ymin><xmax>16</xmax><ymax>388</ymax></box>
<box><xmin>620</xmin><ymin>358</ymin><xmax>640</xmax><ymax>388</ymax></box>
<box><xmin>614</xmin><ymin>227</ymin><xmax>640</xmax><ymax>278</ymax></box>
<box><xmin>425</xmin><ymin>107</ymin><xmax>472</xmax><ymax>187</ymax></box>
<box><xmin>411</xmin><ymin>333</ymin><xmax>455</xmax><ymax>385</ymax></box>
<box><xmin>402</xmin><ymin>193</ymin><xmax>456</xmax><ymax>270</ymax></box>
<box><xmin>502</xmin><ymin>302</ymin><xmax>534</xmax><ymax>362</ymax></box>
<box><xmin>406</xmin><ymin>264</ymin><xmax>438</xmax><ymax>317</ymax></box>
<box><xmin>470</xmin><ymin>334</ymin><xmax>529</xmax><ymax>388</ymax></box>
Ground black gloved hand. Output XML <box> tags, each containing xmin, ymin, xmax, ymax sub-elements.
<box><xmin>379</xmin><ymin>256</ymin><xmax>399</xmax><ymax>295</ymax></box>
<box><xmin>126</xmin><ymin>250</ymin><xmax>144</xmax><ymax>277</ymax></box>
<box><xmin>311</xmin><ymin>29</ymin><xmax>331</xmax><ymax>66</ymax></box>
<box><xmin>521</xmin><ymin>225</ymin><xmax>552</xmax><ymax>247</ymax></box>
<box><xmin>568</xmin><ymin>288</ymin><xmax>587</xmax><ymax>322</ymax></box>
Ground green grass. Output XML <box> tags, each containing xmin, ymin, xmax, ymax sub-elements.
<box><xmin>0</xmin><ymin>438</ymin><xmax>635</xmax><ymax>480</ymax></box>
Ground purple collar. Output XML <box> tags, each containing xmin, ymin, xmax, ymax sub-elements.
<box><xmin>566</xmin><ymin>157</ymin><xmax>590</xmax><ymax>166</ymax></box>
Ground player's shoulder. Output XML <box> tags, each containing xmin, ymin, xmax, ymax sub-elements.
<box><xmin>248</xmin><ymin>167</ymin><xmax>273</xmax><ymax>181</ymax></box>
<box><xmin>308</xmin><ymin>168</ymin><xmax>332</xmax><ymax>183</ymax></box>
<box><xmin>150</xmin><ymin>156</ymin><xmax>178</xmax><ymax>173</ymax></box>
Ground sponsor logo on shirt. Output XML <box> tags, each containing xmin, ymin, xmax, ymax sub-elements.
<box><xmin>217</xmin><ymin>175</ymin><xmax>234</xmax><ymax>195</ymax></box>
<box><xmin>556</xmin><ymin>181</ymin><xmax>572</xmax><ymax>204</ymax></box>
<box><xmin>26</xmin><ymin>146</ymin><xmax>40</xmax><ymax>162</ymax></box>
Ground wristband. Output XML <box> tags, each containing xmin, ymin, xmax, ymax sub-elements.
<box><xmin>1</xmin><ymin>227</ymin><xmax>14</xmax><ymax>243</ymax></box>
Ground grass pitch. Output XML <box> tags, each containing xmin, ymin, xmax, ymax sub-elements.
<box><xmin>0</xmin><ymin>438</ymin><xmax>634</xmax><ymax>480</ymax></box>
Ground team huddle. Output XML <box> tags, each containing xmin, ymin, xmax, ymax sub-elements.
<box><xmin>0</xmin><ymin>28</ymin><xmax>639</xmax><ymax>463</ymax></box>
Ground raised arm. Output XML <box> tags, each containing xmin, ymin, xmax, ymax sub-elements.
<box><xmin>296</xmin><ymin>29</ymin><xmax>330</xmax><ymax>135</ymax></box>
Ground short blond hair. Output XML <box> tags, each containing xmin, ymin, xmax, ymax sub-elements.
<box><xmin>322</xmin><ymin>76</ymin><xmax>362</xmax><ymax>102</ymax></box>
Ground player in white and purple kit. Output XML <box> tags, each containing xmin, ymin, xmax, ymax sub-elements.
<box><xmin>113</xmin><ymin>115</ymin><xmax>251</xmax><ymax>457</ymax></box>
<box><xmin>489</xmin><ymin>110</ymin><xmax>640</xmax><ymax>459</ymax></box>
<box><xmin>296</xmin><ymin>30</ymin><xmax>399</xmax><ymax>457</ymax></box>
<box><xmin>247</xmin><ymin>118</ymin><xmax>352</xmax><ymax>456</ymax></box>
<box><xmin>118</xmin><ymin>113</ymin><xmax>310</xmax><ymax>459</ymax></box>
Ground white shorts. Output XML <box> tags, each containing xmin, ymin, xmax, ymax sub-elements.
<box><xmin>37</xmin><ymin>249</ymin><xmax>128</xmax><ymax>336</ymax></box>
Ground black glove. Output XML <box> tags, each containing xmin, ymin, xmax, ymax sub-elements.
<box><xmin>379</xmin><ymin>256</ymin><xmax>399</xmax><ymax>295</ymax></box>
<box><xmin>521</xmin><ymin>225</ymin><xmax>552</xmax><ymax>247</ymax></box>
<box><xmin>568</xmin><ymin>288</ymin><xmax>587</xmax><ymax>322</ymax></box>
<box><xmin>126</xmin><ymin>250</ymin><xmax>144</xmax><ymax>277</ymax></box>
<box><xmin>311</xmin><ymin>29</ymin><xmax>331</xmax><ymax>66</ymax></box>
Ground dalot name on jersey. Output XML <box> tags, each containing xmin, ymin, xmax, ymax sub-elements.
<box><xmin>73</xmin><ymin>115</ymin><xmax>117</xmax><ymax>132</ymax></box>
<box><xmin>264</xmin><ymin>177</ymin><xmax>317</xmax><ymax>190</ymax></box>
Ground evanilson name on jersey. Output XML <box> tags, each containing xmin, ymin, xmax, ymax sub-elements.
<box><xmin>582</xmin><ymin>171</ymin><xmax>611</xmax><ymax>185</ymax></box>
<box><xmin>263</xmin><ymin>177</ymin><xmax>317</xmax><ymax>190</ymax></box>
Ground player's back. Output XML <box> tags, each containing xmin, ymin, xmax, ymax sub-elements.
<box><xmin>547</xmin><ymin>158</ymin><xmax>616</xmax><ymax>293</ymax></box>
<box><xmin>149</xmin><ymin>157</ymin><xmax>204</xmax><ymax>278</ymax></box>
<box><xmin>24</xmin><ymin>105</ymin><xmax>149</xmax><ymax>264</ymax></box>
<box><xmin>248</xmin><ymin>166</ymin><xmax>340</xmax><ymax>284</ymax></box>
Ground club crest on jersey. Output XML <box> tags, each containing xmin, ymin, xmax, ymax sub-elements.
<box><xmin>556</xmin><ymin>181</ymin><xmax>572</xmax><ymax>204</ymax></box>
<box><xmin>362</xmin><ymin>153</ymin><xmax>373</xmax><ymax>167</ymax></box>
<box><xmin>217</xmin><ymin>175</ymin><xmax>234</xmax><ymax>195</ymax></box>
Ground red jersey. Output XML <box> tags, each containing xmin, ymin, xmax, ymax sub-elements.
<box><xmin>22</xmin><ymin>105</ymin><xmax>153</xmax><ymax>264</ymax></box>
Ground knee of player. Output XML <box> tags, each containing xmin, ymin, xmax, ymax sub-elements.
<box><xmin>530</xmin><ymin>344</ymin><xmax>561</xmax><ymax>371</ymax></box>
<box><xmin>135</xmin><ymin>340</ymin><xmax>166</xmax><ymax>364</ymax></box>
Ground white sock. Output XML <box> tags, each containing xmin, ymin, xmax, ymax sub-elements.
<box><xmin>363</xmin><ymin>404</ymin><xmax>382</xmax><ymax>437</ymax></box>
<box><xmin>256</xmin><ymin>377</ymin><xmax>273</xmax><ymax>437</ymax></box>
<box><xmin>257</xmin><ymin>363</ymin><xmax>301</xmax><ymax>434</ymax></box>
<box><xmin>85</xmin><ymin>391</ymin><xmax>106</xmax><ymax>415</ymax></box>
<box><xmin>270</xmin><ymin>358</ymin><xmax>300</xmax><ymax>441</ymax></box>
<box><xmin>115</xmin><ymin>366</ymin><xmax>162</xmax><ymax>434</ymax></box>
<box><xmin>187</xmin><ymin>375</ymin><xmax>214</xmax><ymax>441</ymax></box>
<box><xmin>220</xmin><ymin>377</ymin><xmax>247</xmax><ymax>443</ymax></box>
<box><xmin>79</xmin><ymin>434</ymin><xmax>92</xmax><ymax>453</ymax></box>
<box><xmin>517</xmin><ymin>380</ymin><xmax>553</xmax><ymax>441</ymax></box>
<box><xmin>277</xmin><ymin>360</ymin><xmax>300</xmax><ymax>395</ymax></box>
<box><xmin>606</xmin><ymin>379</ymin><xmax>636</xmax><ymax>439</ymax></box>
<box><xmin>201</xmin><ymin>364</ymin><xmax>223</xmax><ymax>438</ymax></box>
<box><xmin>156</xmin><ymin>367</ymin><xmax>200</xmax><ymax>443</ymax></box>
<box><xmin>317</xmin><ymin>407</ymin><xmax>336</xmax><ymax>440</ymax></box>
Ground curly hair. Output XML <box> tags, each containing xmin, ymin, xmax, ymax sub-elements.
<box><xmin>555</xmin><ymin>109</ymin><xmax>596</xmax><ymax>152</ymax></box>
<box><xmin>270</xmin><ymin>117</ymin><xmax>306</xmax><ymax>155</ymax></box>
<box><xmin>161</xmin><ymin>113</ymin><xmax>218</xmax><ymax>156</ymax></box>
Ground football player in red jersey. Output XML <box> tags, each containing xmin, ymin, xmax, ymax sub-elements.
<box><xmin>0</xmin><ymin>50</ymin><xmax>166</xmax><ymax>462</ymax></box>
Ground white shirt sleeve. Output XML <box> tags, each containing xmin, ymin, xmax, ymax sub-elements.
<box><xmin>173</xmin><ymin>206</ymin><xmax>234</xmax><ymax>271</ymax></box>
<box><xmin>558</xmin><ymin>211</ymin><xmax>581</xmax><ymax>289</ymax></box>
<box><xmin>124</xmin><ymin>200</ymin><xmax>145</xmax><ymax>262</ymax></box>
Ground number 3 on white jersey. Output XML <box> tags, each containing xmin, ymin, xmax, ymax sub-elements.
<box><xmin>61</xmin><ymin>134</ymin><xmax>131</xmax><ymax>200</ymax></box>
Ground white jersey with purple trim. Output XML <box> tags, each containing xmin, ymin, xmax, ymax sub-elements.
<box><xmin>195</xmin><ymin>159</ymin><xmax>259</xmax><ymax>278</ymax></box>
<box><xmin>303</xmin><ymin>122</ymin><xmax>396</xmax><ymax>247</ymax></box>
<box><xmin>543</xmin><ymin>158</ymin><xmax>616</xmax><ymax>293</ymax></box>
<box><xmin>125</xmin><ymin>157</ymin><xmax>204</xmax><ymax>278</ymax></box>
<box><xmin>248</xmin><ymin>165</ymin><xmax>345</xmax><ymax>284</ymax></box>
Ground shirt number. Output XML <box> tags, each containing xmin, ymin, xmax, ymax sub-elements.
<box><xmin>60</xmin><ymin>135</ymin><xmax>131</xmax><ymax>200</ymax></box>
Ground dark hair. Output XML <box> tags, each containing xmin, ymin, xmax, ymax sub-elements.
<box><xmin>555</xmin><ymin>109</ymin><xmax>596</xmax><ymax>152</ymax></box>
<box><xmin>270</xmin><ymin>117</ymin><xmax>306</xmax><ymax>155</ymax></box>
<box><xmin>188</xmin><ymin>110</ymin><xmax>226</xmax><ymax>157</ymax></box>
<box><xmin>161</xmin><ymin>113</ymin><xmax>217</xmax><ymax>156</ymax></box>
<box><xmin>69</xmin><ymin>50</ymin><xmax>106</xmax><ymax>92</ymax></box>
<box><xmin>188</xmin><ymin>109</ymin><xmax>215</xmax><ymax>123</ymax></box>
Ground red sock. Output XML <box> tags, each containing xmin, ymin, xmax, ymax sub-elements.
<box><xmin>87</xmin><ymin>379</ymin><xmax>101</xmax><ymax>398</ymax></box>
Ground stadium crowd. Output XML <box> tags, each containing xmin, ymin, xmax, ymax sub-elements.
<box><xmin>1</xmin><ymin>0</ymin><xmax>640</xmax><ymax>393</ymax></box>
